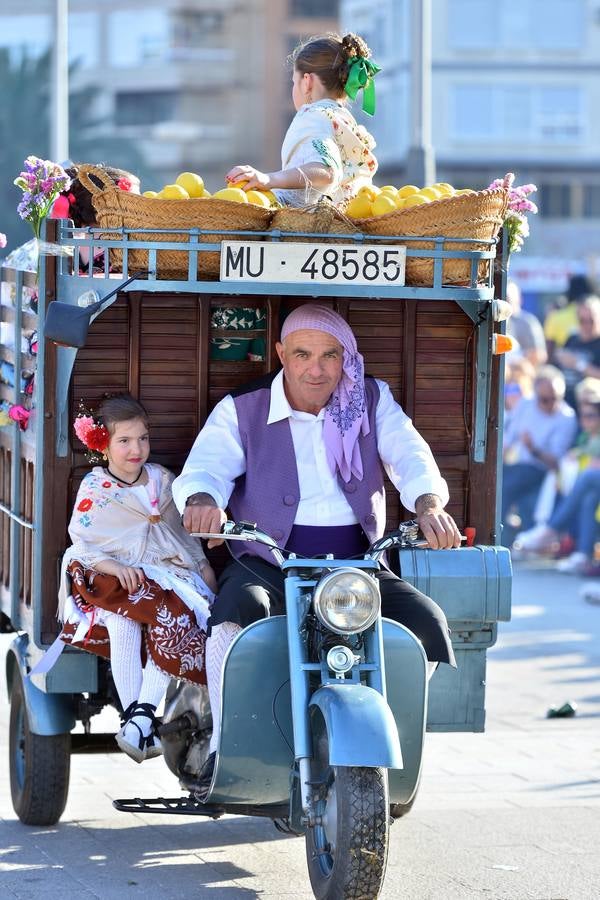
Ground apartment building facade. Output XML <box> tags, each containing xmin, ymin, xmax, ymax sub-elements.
<box><xmin>342</xmin><ymin>0</ymin><xmax>600</xmax><ymax>271</ymax></box>
<box><xmin>1</xmin><ymin>0</ymin><xmax>339</xmax><ymax>191</ymax></box>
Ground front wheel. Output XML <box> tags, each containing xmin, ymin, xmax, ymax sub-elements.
<box><xmin>9</xmin><ymin>668</ymin><xmax>71</xmax><ymax>825</ymax></box>
<box><xmin>305</xmin><ymin>727</ymin><xmax>389</xmax><ymax>900</ymax></box>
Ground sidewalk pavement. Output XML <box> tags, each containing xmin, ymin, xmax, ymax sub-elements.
<box><xmin>0</xmin><ymin>559</ymin><xmax>599</xmax><ymax>899</ymax></box>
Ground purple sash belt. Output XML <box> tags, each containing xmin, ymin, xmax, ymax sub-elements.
<box><xmin>285</xmin><ymin>524</ymin><xmax>368</xmax><ymax>559</ymax></box>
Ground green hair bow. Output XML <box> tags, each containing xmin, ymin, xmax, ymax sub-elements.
<box><xmin>344</xmin><ymin>56</ymin><xmax>381</xmax><ymax>116</ymax></box>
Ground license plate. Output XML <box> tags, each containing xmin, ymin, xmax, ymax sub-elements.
<box><xmin>220</xmin><ymin>240</ymin><xmax>406</xmax><ymax>287</ymax></box>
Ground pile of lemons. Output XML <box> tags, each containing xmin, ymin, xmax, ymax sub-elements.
<box><xmin>345</xmin><ymin>183</ymin><xmax>476</xmax><ymax>219</ymax></box>
<box><xmin>143</xmin><ymin>173</ymin><xmax>279</xmax><ymax>208</ymax></box>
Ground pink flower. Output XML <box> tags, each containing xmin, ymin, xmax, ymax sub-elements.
<box><xmin>0</xmin><ymin>233</ymin><xmax>6</xmax><ymax>249</ymax></box>
<box><xmin>117</xmin><ymin>177</ymin><xmax>132</xmax><ymax>192</ymax></box>
<box><xmin>8</xmin><ymin>405</ymin><xmax>30</xmax><ymax>431</ymax></box>
<box><xmin>74</xmin><ymin>415</ymin><xmax>95</xmax><ymax>444</ymax></box>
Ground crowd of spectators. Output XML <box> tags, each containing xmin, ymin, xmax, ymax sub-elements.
<box><xmin>502</xmin><ymin>274</ymin><xmax>600</xmax><ymax>578</ymax></box>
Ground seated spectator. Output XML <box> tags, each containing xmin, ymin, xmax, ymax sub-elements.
<box><xmin>574</xmin><ymin>376</ymin><xmax>600</xmax><ymax>407</ymax></box>
<box><xmin>504</xmin><ymin>357</ymin><xmax>535</xmax><ymax>432</ymax></box>
<box><xmin>554</xmin><ymin>296</ymin><xmax>600</xmax><ymax>409</ymax></box>
<box><xmin>502</xmin><ymin>366</ymin><xmax>577</xmax><ymax>544</ymax></box>
<box><xmin>514</xmin><ymin>396</ymin><xmax>600</xmax><ymax>573</ymax></box>
<box><xmin>545</xmin><ymin>274</ymin><xmax>598</xmax><ymax>359</ymax></box>
<box><xmin>506</xmin><ymin>280</ymin><xmax>547</xmax><ymax>367</ymax></box>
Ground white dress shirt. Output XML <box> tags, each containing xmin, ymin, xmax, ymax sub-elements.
<box><xmin>172</xmin><ymin>371</ymin><xmax>449</xmax><ymax>522</ymax></box>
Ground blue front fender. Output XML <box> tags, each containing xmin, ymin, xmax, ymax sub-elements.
<box><xmin>310</xmin><ymin>683</ymin><xmax>403</xmax><ymax>769</ymax></box>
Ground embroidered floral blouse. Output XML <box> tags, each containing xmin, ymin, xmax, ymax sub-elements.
<box><xmin>274</xmin><ymin>99</ymin><xmax>378</xmax><ymax>208</ymax></box>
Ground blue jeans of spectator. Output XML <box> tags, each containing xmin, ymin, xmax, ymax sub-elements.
<box><xmin>549</xmin><ymin>467</ymin><xmax>600</xmax><ymax>557</ymax></box>
<box><xmin>502</xmin><ymin>463</ymin><xmax>547</xmax><ymax>533</ymax></box>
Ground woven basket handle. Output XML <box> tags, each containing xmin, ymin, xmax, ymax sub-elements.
<box><xmin>75</xmin><ymin>164</ymin><xmax>116</xmax><ymax>196</ymax></box>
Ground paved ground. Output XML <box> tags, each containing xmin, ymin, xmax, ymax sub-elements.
<box><xmin>1</xmin><ymin>560</ymin><xmax>599</xmax><ymax>899</ymax></box>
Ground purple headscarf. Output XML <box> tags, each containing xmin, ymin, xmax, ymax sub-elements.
<box><xmin>280</xmin><ymin>305</ymin><xmax>370</xmax><ymax>482</ymax></box>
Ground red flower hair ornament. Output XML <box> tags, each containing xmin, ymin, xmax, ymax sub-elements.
<box><xmin>73</xmin><ymin>412</ymin><xmax>110</xmax><ymax>455</ymax></box>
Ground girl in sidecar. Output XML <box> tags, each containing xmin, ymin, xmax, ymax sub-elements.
<box><xmin>56</xmin><ymin>394</ymin><xmax>216</xmax><ymax>762</ymax></box>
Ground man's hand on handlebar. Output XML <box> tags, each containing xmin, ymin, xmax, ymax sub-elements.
<box><xmin>183</xmin><ymin>493</ymin><xmax>227</xmax><ymax>547</ymax></box>
<box><xmin>415</xmin><ymin>494</ymin><xmax>462</xmax><ymax>550</ymax></box>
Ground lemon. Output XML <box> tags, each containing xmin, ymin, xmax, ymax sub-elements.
<box><xmin>226</xmin><ymin>178</ymin><xmax>248</xmax><ymax>190</ymax></box>
<box><xmin>142</xmin><ymin>190</ymin><xmax>158</xmax><ymax>198</ymax></box>
<box><xmin>200</xmin><ymin>189</ymin><xmax>212</xmax><ymax>198</ymax></box>
<box><xmin>212</xmin><ymin>187</ymin><xmax>249</xmax><ymax>203</ymax></box>
<box><xmin>346</xmin><ymin>194</ymin><xmax>373</xmax><ymax>218</ymax></box>
<box><xmin>434</xmin><ymin>182</ymin><xmax>455</xmax><ymax>195</ymax></box>
<box><xmin>455</xmin><ymin>188</ymin><xmax>476</xmax><ymax>195</ymax></box>
<box><xmin>372</xmin><ymin>193</ymin><xmax>397</xmax><ymax>217</ymax></box>
<box><xmin>246</xmin><ymin>190</ymin><xmax>270</xmax><ymax>208</ymax></box>
<box><xmin>420</xmin><ymin>186</ymin><xmax>442</xmax><ymax>201</ymax></box>
<box><xmin>357</xmin><ymin>184</ymin><xmax>381</xmax><ymax>201</ymax></box>
<box><xmin>263</xmin><ymin>190</ymin><xmax>280</xmax><ymax>207</ymax></box>
<box><xmin>379</xmin><ymin>185</ymin><xmax>397</xmax><ymax>193</ymax></box>
<box><xmin>402</xmin><ymin>194</ymin><xmax>430</xmax><ymax>207</ymax></box>
<box><xmin>176</xmin><ymin>172</ymin><xmax>204</xmax><ymax>198</ymax></box>
<box><xmin>162</xmin><ymin>184</ymin><xmax>189</xmax><ymax>199</ymax></box>
<box><xmin>397</xmin><ymin>185</ymin><xmax>420</xmax><ymax>199</ymax></box>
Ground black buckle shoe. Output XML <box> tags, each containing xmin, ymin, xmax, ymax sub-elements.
<box><xmin>193</xmin><ymin>751</ymin><xmax>216</xmax><ymax>802</ymax></box>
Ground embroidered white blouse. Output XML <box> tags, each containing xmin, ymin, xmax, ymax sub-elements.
<box><xmin>274</xmin><ymin>99</ymin><xmax>378</xmax><ymax>208</ymax></box>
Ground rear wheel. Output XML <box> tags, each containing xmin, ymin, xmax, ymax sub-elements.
<box><xmin>305</xmin><ymin>725</ymin><xmax>389</xmax><ymax>900</ymax></box>
<box><xmin>9</xmin><ymin>669</ymin><xmax>71</xmax><ymax>825</ymax></box>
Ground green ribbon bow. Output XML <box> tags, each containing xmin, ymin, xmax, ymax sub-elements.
<box><xmin>344</xmin><ymin>56</ymin><xmax>381</xmax><ymax>116</ymax></box>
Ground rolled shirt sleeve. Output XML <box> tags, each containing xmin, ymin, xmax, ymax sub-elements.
<box><xmin>171</xmin><ymin>395</ymin><xmax>246</xmax><ymax>514</ymax></box>
<box><xmin>375</xmin><ymin>380</ymin><xmax>449</xmax><ymax>512</ymax></box>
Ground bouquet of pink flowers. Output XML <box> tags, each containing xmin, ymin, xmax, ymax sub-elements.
<box><xmin>14</xmin><ymin>156</ymin><xmax>71</xmax><ymax>239</ymax></box>
<box><xmin>488</xmin><ymin>173</ymin><xmax>537</xmax><ymax>253</ymax></box>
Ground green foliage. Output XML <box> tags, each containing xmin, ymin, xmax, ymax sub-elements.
<box><xmin>0</xmin><ymin>47</ymin><xmax>151</xmax><ymax>253</ymax></box>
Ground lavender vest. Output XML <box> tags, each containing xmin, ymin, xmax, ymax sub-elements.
<box><xmin>229</xmin><ymin>372</ymin><xmax>386</xmax><ymax>563</ymax></box>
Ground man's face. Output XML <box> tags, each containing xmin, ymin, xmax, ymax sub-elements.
<box><xmin>276</xmin><ymin>329</ymin><xmax>344</xmax><ymax>414</ymax></box>
<box><xmin>535</xmin><ymin>379</ymin><xmax>560</xmax><ymax>414</ymax></box>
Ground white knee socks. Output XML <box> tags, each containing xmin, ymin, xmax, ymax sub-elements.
<box><xmin>105</xmin><ymin>613</ymin><xmax>143</xmax><ymax>710</ymax></box>
<box><xmin>206</xmin><ymin>622</ymin><xmax>242</xmax><ymax>754</ymax></box>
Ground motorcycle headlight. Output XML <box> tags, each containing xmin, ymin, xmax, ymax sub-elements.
<box><xmin>313</xmin><ymin>568</ymin><xmax>381</xmax><ymax>635</ymax></box>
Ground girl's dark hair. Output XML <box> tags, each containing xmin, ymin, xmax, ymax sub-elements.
<box><xmin>290</xmin><ymin>32</ymin><xmax>371</xmax><ymax>97</ymax></box>
<box><xmin>97</xmin><ymin>394</ymin><xmax>148</xmax><ymax>435</ymax></box>
<box><xmin>60</xmin><ymin>164</ymin><xmax>139</xmax><ymax>227</ymax></box>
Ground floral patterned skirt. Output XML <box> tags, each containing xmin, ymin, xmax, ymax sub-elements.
<box><xmin>59</xmin><ymin>561</ymin><xmax>207</xmax><ymax>685</ymax></box>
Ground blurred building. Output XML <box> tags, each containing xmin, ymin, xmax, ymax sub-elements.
<box><xmin>0</xmin><ymin>0</ymin><xmax>339</xmax><ymax>191</ymax></box>
<box><xmin>342</xmin><ymin>0</ymin><xmax>600</xmax><ymax>271</ymax></box>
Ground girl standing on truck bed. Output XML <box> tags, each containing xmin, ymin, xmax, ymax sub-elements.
<box><xmin>56</xmin><ymin>394</ymin><xmax>216</xmax><ymax>763</ymax></box>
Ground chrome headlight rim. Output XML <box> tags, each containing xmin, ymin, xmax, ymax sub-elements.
<box><xmin>313</xmin><ymin>567</ymin><xmax>381</xmax><ymax>636</ymax></box>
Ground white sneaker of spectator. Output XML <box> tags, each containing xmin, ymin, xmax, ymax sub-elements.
<box><xmin>556</xmin><ymin>551</ymin><xmax>588</xmax><ymax>574</ymax></box>
<box><xmin>512</xmin><ymin>524</ymin><xmax>558</xmax><ymax>553</ymax></box>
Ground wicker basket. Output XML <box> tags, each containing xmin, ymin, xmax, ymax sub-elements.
<box><xmin>358</xmin><ymin>188</ymin><xmax>509</xmax><ymax>287</ymax></box>
<box><xmin>270</xmin><ymin>202</ymin><xmax>360</xmax><ymax>243</ymax></box>
<box><xmin>77</xmin><ymin>166</ymin><xmax>273</xmax><ymax>279</ymax></box>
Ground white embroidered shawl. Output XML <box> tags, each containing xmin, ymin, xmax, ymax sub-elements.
<box><xmin>58</xmin><ymin>463</ymin><xmax>207</xmax><ymax>619</ymax></box>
